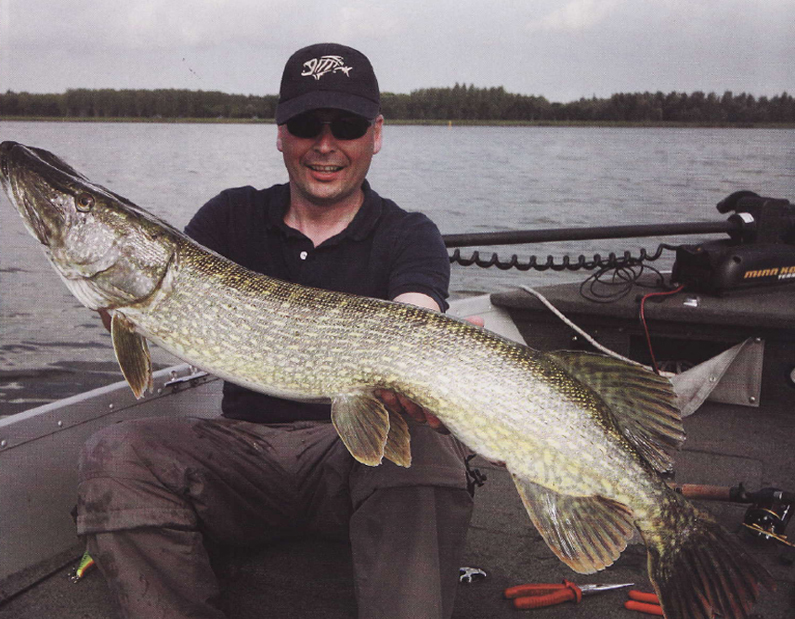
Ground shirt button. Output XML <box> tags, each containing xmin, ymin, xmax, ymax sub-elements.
<box><xmin>299</xmin><ymin>251</ymin><xmax>308</xmax><ymax>260</ymax></box>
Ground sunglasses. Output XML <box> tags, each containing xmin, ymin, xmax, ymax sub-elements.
<box><xmin>285</xmin><ymin>113</ymin><xmax>372</xmax><ymax>140</ymax></box>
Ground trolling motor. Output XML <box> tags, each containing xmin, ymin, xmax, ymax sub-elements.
<box><xmin>672</xmin><ymin>191</ymin><xmax>795</xmax><ymax>295</ymax></box>
<box><xmin>672</xmin><ymin>483</ymin><xmax>794</xmax><ymax>547</ymax></box>
<box><xmin>444</xmin><ymin>190</ymin><xmax>795</xmax><ymax>294</ymax></box>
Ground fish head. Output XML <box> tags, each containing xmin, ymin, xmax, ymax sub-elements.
<box><xmin>0</xmin><ymin>141</ymin><xmax>177</xmax><ymax>310</ymax></box>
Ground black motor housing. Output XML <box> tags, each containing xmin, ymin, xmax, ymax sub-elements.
<box><xmin>672</xmin><ymin>192</ymin><xmax>795</xmax><ymax>295</ymax></box>
<box><xmin>672</xmin><ymin>241</ymin><xmax>795</xmax><ymax>295</ymax></box>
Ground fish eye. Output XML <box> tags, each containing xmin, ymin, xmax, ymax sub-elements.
<box><xmin>75</xmin><ymin>192</ymin><xmax>95</xmax><ymax>212</ymax></box>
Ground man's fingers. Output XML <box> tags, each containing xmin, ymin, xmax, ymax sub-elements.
<box><xmin>424</xmin><ymin>411</ymin><xmax>449</xmax><ymax>434</ymax></box>
<box><xmin>98</xmin><ymin>309</ymin><xmax>112</xmax><ymax>332</ymax></box>
<box><xmin>375</xmin><ymin>389</ymin><xmax>422</xmax><ymax>422</ymax></box>
<box><xmin>375</xmin><ymin>389</ymin><xmax>446</xmax><ymax>429</ymax></box>
<box><xmin>465</xmin><ymin>315</ymin><xmax>485</xmax><ymax>328</ymax></box>
<box><xmin>396</xmin><ymin>393</ymin><xmax>425</xmax><ymax>421</ymax></box>
<box><xmin>375</xmin><ymin>388</ymin><xmax>397</xmax><ymax>408</ymax></box>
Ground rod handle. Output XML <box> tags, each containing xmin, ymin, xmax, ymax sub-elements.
<box><xmin>669</xmin><ymin>483</ymin><xmax>733</xmax><ymax>501</ymax></box>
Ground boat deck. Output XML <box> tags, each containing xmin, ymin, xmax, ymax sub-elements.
<box><xmin>3</xmin><ymin>398</ymin><xmax>793</xmax><ymax>618</ymax></box>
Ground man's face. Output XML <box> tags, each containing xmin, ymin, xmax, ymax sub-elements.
<box><xmin>277</xmin><ymin>109</ymin><xmax>383</xmax><ymax>208</ymax></box>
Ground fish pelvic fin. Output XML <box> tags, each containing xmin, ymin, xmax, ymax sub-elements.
<box><xmin>511</xmin><ymin>474</ymin><xmax>635</xmax><ymax>574</ymax></box>
<box><xmin>331</xmin><ymin>393</ymin><xmax>412</xmax><ymax>468</ymax></box>
<box><xmin>548</xmin><ymin>351</ymin><xmax>685</xmax><ymax>474</ymax></box>
<box><xmin>110</xmin><ymin>312</ymin><xmax>153</xmax><ymax>399</ymax></box>
<box><xmin>642</xmin><ymin>500</ymin><xmax>775</xmax><ymax>619</ymax></box>
<box><xmin>384</xmin><ymin>407</ymin><xmax>412</xmax><ymax>468</ymax></box>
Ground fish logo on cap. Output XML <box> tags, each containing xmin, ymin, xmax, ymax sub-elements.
<box><xmin>301</xmin><ymin>55</ymin><xmax>353</xmax><ymax>80</ymax></box>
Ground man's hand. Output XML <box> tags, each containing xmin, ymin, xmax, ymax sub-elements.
<box><xmin>98</xmin><ymin>309</ymin><xmax>112</xmax><ymax>332</ymax></box>
<box><xmin>374</xmin><ymin>388</ymin><xmax>449</xmax><ymax>432</ymax></box>
<box><xmin>374</xmin><ymin>312</ymin><xmax>485</xmax><ymax>433</ymax></box>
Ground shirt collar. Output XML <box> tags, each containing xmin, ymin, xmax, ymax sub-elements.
<box><xmin>266</xmin><ymin>180</ymin><xmax>383</xmax><ymax>245</ymax></box>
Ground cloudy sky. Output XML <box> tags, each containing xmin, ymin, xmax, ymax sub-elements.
<box><xmin>1</xmin><ymin>0</ymin><xmax>793</xmax><ymax>103</ymax></box>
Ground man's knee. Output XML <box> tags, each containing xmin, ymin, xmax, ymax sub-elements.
<box><xmin>76</xmin><ymin>419</ymin><xmax>199</xmax><ymax>534</ymax></box>
<box><xmin>79</xmin><ymin>419</ymin><xmax>166</xmax><ymax>482</ymax></box>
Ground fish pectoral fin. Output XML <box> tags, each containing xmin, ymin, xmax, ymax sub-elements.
<box><xmin>331</xmin><ymin>393</ymin><xmax>394</xmax><ymax>467</ymax></box>
<box><xmin>110</xmin><ymin>312</ymin><xmax>153</xmax><ymax>399</ymax></box>
<box><xmin>548</xmin><ymin>351</ymin><xmax>685</xmax><ymax>474</ymax></box>
<box><xmin>511</xmin><ymin>473</ymin><xmax>636</xmax><ymax>574</ymax></box>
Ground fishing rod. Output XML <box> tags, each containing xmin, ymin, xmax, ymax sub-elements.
<box><xmin>442</xmin><ymin>219</ymin><xmax>736</xmax><ymax>248</ymax></box>
<box><xmin>442</xmin><ymin>190</ymin><xmax>794</xmax><ymax>248</ymax></box>
<box><xmin>671</xmin><ymin>483</ymin><xmax>794</xmax><ymax>547</ymax></box>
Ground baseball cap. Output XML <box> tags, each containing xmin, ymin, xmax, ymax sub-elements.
<box><xmin>275</xmin><ymin>43</ymin><xmax>381</xmax><ymax>124</ymax></box>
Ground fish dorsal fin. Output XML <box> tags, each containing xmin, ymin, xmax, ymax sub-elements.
<box><xmin>548</xmin><ymin>351</ymin><xmax>684</xmax><ymax>473</ymax></box>
<box><xmin>331</xmin><ymin>393</ymin><xmax>412</xmax><ymax>468</ymax></box>
<box><xmin>511</xmin><ymin>473</ymin><xmax>635</xmax><ymax>574</ymax></box>
<box><xmin>111</xmin><ymin>312</ymin><xmax>153</xmax><ymax>399</ymax></box>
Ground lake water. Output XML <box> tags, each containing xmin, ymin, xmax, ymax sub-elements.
<box><xmin>1</xmin><ymin>121</ymin><xmax>794</xmax><ymax>411</ymax></box>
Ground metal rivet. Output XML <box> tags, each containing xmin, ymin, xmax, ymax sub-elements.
<box><xmin>109</xmin><ymin>403</ymin><xmax>114</xmax><ymax>410</ymax></box>
<box><xmin>749</xmin><ymin>396</ymin><xmax>757</xmax><ymax>404</ymax></box>
<box><xmin>57</xmin><ymin>420</ymin><xmax>64</xmax><ymax>428</ymax></box>
<box><xmin>0</xmin><ymin>440</ymin><xmax>7</xmax><ymax>448</ymax></box>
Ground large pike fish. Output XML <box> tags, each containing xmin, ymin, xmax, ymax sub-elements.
<box><xmin>0</xmin><ymin>141</ymin><xmax>774</xmax><ymax>618</ymax></box>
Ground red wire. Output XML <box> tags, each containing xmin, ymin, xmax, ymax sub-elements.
<box><xmin>639</xmin><ymin>285</ymin><xmax>685</xmax><ymax>374</ymax></box>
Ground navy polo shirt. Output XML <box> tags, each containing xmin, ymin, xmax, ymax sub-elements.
<box><xmin>185</xmin><ymin>180</ymin><xmax>450</xmax><ymax>423</ymax></box>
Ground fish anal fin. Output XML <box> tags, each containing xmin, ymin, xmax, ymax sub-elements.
<box><xmin>111</xmin><ymin>312</ymin><xmax>153</xmax><ymax>399</ymax></box>
<box><xmin>331</xmin><ymin>393</ymin><xmax>393</xmax><ymax>467</ymax></box>
<box><xmin>548</xmin><ymin>351</ymin><xmax>685</xmax><ymax>473</ymax></box>
<box><xmin>511</xmin><ymin>473</ymin><xmax>635</xmax><ymax>574</ymax></box>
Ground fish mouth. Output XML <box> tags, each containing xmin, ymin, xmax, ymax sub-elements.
<box><xmin>0</xmin><ymin>141</ymin><xmax>19</xmax><ymax>197</ymax></box>
<box><xmin>0</xmin><ymin>141</ymin><xmax>71</xmax><ymax>246</ymax></box>
<box><xmin>0</xmin><ymin>147</ymin><xmax>11</xmax><ymax>183</ymax></box>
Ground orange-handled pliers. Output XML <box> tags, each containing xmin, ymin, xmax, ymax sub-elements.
<box><xmin>504</xmin><ymin>579</ymin><xmax>634</xmax><ymax>610</ymax></box>
<box><xmin>625</xmin><ymin>590</ymin><xmax>664</xmax><ymax>615</ymax></box>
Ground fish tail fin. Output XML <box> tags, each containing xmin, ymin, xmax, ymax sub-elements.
<box><xmin>643</xmin><ymin>500</ymin><xmax>775</xmax><ymax>619</ymax></box>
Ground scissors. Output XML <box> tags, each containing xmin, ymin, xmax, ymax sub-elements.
<box><xmin>504</xmin><ymin>579</ymin><xmax>634</xmax><ymax>610</ymax></box>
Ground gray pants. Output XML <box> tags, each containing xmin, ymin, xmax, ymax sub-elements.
<box><xmin>76</xmin><ymin>417</ymin><xmax>473</xmax><ymax>619</ymax></box>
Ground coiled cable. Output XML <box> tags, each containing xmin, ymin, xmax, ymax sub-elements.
<box><xmin>448</xmin><ymin>243</ymin><xmax>680</xmax><ymax>272</ymax></box>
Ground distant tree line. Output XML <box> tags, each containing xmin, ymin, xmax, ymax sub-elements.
<box><xmin>0</xmin><ymin>89</ymin><xmax>278</xmax><ymax>120</ymax></box>
<box><xmin>1</xmin><ymin>85</ymin><xmax>793</xmax><ymax>123</ymax></box>
<box><xmin>383</xmin><ymin>86</ymin><xmax>795</xmax><ymax>123</ymax></box>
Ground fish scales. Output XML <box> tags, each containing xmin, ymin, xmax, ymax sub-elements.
<box><xmin>0</xmin><ymin>141</ymin><xmax>775</xmax><ymax>619</ymax></box>
<box><xmin>124</xmin><ymin>240</ymin><xmax>653</xmax><ymax>505</ymax></box>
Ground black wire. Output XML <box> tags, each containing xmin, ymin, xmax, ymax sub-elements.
<box><xmin>449</xmin><ymin>242</ymin><xmax>681</xmax><ymax>302</ymax></box>
<box><xmin>579</xmin><ymin>263</ymin><xmax>670</xmax><ymax>303</ymax></box>
<box><xmin>449</xmin><ymin>243</ymin><xmax>679</xmax><ymax>272</ymax></box>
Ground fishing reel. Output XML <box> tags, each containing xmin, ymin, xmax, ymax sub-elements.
<box><xmin>742</xmin><ymin>487</ymin><xmax>794</xmax><ymax>546</ymax></box>
<box><xmin>672</xmin><ymin>483</ymin><xmax>794</xmax><ymax>547</ymax></box>
<box><xmin>672</xmin><ymin>191</ymin><xmax>795</xmax><ymax>294</ymax></box>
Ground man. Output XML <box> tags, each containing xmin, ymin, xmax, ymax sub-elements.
<box><xmin>77</xmin><ymin>43</ymin><xmax>474</xmax><ymax>619</ymax></box>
